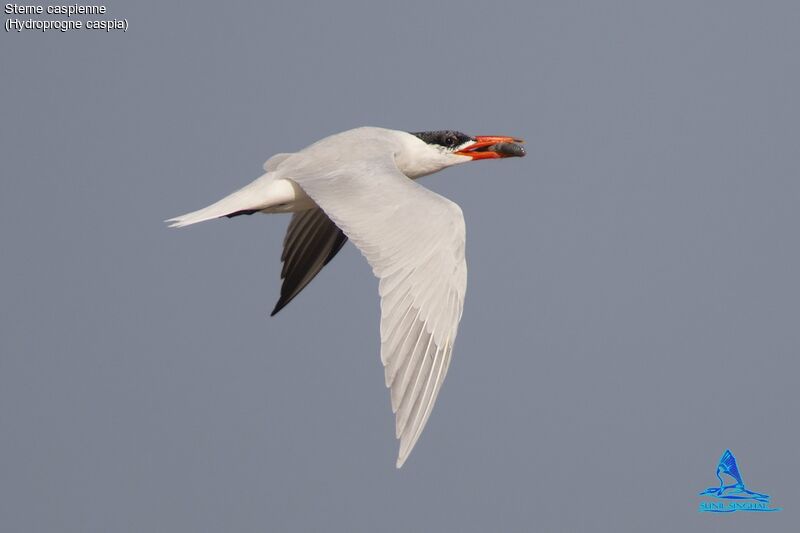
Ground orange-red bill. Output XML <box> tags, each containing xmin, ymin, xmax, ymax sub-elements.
<box><xmin>455</xmin><ymin>135</ymin><xmax>526</xmax><ymax>160</ymax></box>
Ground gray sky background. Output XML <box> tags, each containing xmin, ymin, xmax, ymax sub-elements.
<box><xmin>2</xmin><ymin>1</ymin><xmax>799</xmax><ymax>531</ymax></box>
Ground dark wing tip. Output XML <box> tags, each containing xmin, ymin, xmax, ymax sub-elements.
<box><xmin>270</xmin><ymin>297</ymin><xmax>290</xmax><ymax>316</ymax></box>
<box><xmin>269</xmin><ymin>210</ymin><xmax>348</xmax><ymax>317</ymax></box>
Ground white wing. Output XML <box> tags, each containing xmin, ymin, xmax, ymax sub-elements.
<box><xmin>263</xmin><ymin>153</ymin><xmax>293</xmax><ymax>172</ymax></box>
<box><xmin>281</xmin><ymin>149</ymin><xmax>467</xmax><ymax>467</ymax></box>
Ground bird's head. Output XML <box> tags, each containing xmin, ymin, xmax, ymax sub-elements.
<box><xmin>398</xmin><ymin>130</ymin><xmax>525</xmax><ymax>178</ymax></box>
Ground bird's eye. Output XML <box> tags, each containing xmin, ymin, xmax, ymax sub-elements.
<box><xmin>444</xmin><ymin>135</ymin><xmax>458</xmax><ymax>147</ymax></box>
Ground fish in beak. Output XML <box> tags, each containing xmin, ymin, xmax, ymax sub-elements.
<box><xmin>456</xmin><ymin>135</ymin><xmax>526</xmax><ymax>160</ymax></box>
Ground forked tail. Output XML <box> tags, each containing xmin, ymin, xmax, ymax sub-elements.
<box><xmin>166</xmin><ymin>173</ymin><xmax>299</xmax><ymax>228</ymax></box>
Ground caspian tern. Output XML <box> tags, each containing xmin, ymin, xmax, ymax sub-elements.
<box><xmin>167</xmin><ymin>127</ymin><xmax>525</xmax><ymax>467</ymax></box>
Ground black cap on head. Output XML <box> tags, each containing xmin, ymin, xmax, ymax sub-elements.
<box><xmin>410</xmin><ymin>130</ymin><xmax>474</xmax><ymax>149</ymax></box>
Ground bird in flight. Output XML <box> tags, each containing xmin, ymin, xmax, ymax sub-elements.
<box><xmin>167</xmin><ymin>127</ymin><xmax>525</xmax><ymax>467</ymax></box>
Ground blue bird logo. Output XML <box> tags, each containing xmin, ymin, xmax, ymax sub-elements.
<box><xmin>699</xmin><ymin>450</ymin><xmax>770</xmax><ymax>503</ymax></box>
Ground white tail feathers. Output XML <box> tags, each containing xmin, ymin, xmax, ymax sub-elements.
<box><xmin>166</xmin><ymin>182</ymin><xmax>263</xmax><ymax>228</ymax></box>
<box><xmin>166</xmin><ymin>173</ymin><xmax>308</xmax><ymax>228</ymax></box>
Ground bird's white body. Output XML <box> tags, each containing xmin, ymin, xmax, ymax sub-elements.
<box><xmin>169</xmin><ymin>127</ymin><xmax>470</xmax><ymax>226</ymax></box>
<box><xmin>168</xmin><ymin>127</ymin><xmax>524</xmax><ymax>467</ymax></box>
